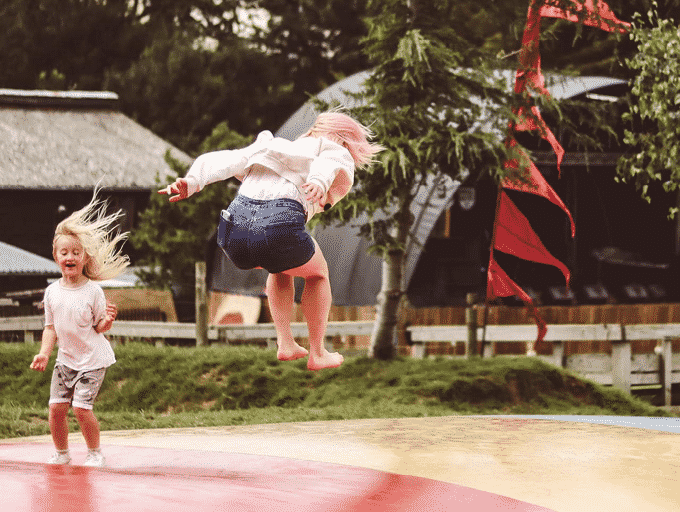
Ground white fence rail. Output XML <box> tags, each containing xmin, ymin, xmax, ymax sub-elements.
<box><xmin>0</xmin><ymin>316</ymin><xmax>374</xmax><ymax>350</ymax></box>
<box><xmin>407</xmin><ymin>323</ymin><xmax>680</xmax><ymax>406</ymax></box>
<box><xmin>2</xmin><ymin>316</ymin><xmax>679</xmax><ymax>405</ymax></box>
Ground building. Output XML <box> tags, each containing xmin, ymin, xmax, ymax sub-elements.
<box><xmin>208</xmin><ymin>71</ymin><xmax>680</xmax><ymax>306</ymax></box>
<box><xmin>0</xmin><ymin>88</ymin><xmax>193</xmax><ymax>294</ymax></box>
<box><xmin>0</xmin><ymin>241</ymin><xmax>60</xmax><ymax>299</ymax></box>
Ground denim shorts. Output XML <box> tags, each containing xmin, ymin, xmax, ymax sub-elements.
<box><xmin>217</xmin><ymin>195</ymin><xmax>316</xmax><ymax>274</ymax></box>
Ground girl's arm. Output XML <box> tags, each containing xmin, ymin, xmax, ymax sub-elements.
<box><xmin>159</xmin><ymin>131</ymin><xmax>274</xmax><ymax>202</ymax></box>
<box><xmin>305</xmin><ymin>138</ymin><xmax>355</xmax><ymax>208</ymax></box>
<box><xmin>30</xmin><ymin>325</ymin><xmax>57</xmax><ymax>372</ymax></box>
<box><xmin>95</xmin><ymin>301</ymin><xmax>118</xmax><ymax>334</ymax></box>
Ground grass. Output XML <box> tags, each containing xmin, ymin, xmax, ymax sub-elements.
<box><xmin>0</xmin><ymin>342</ymin><xmax>674</xmax><ymax>439</ymax></box>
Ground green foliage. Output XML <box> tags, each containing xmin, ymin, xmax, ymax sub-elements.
<box><xmin>130</xmin><ymin>124</ymin><xmax>251</xmax><ymax>290</ymax></box>
<box><xmin>317</xmin><ymin>0</ymin><xmax>532</xmax><ymax>253</ymax></box>
<box><xmin>311</xmin><ymin>0</ymin><xmax>541</xmax><ymax>358</ymax></box>
<box><xmin>1</xmin><ymin>342</ymin><xmax>671</xmax><ymax>438</ymax></box>
<box><xmin>0</xmin><ymin>0</ymin><xmax>150</xmax><ymax>90</ymax></box>
<box><xmin>255</xmin><ymin>0</ymin><xmax>371</xmax><ymax>106</ymax></box>
<box><xmin>104</xmin><ymin>28</ymin><xmax>282</xmax><ymax>153</ymax></box>
<box><xmin>617</xmin><ymin>5</ymin><xmax>680</xmax><ymax>218</ymax></box>
<box><xmin>322</xmin><ymin>1</ymin><xmax>523</xmax><ymax>356</ymax></box>
<box><xmin>0</xmin><ymin>0</ymin><xmax>637</xmax><ymax>159</ymax></box>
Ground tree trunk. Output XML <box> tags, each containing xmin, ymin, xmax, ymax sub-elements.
<box><xmin>369</xmin><ymin>210</ymin><xmax>411</xmax><ymax>360</ymax></box>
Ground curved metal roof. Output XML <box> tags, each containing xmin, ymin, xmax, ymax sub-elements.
<box><xmin>276</xmin><ymin>70</ymin><xmax>627</xmax><ymax>140</ymax></box>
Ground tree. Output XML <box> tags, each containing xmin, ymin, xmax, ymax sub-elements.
<box><xmin>254</xmin><ymin>0</ymin><xmax>371</xmax><ymax>115</ymax></box>
<box><xmin>616</xmin><ymin>5</ymin><xmax>680</xmax><ymax>219</ymax></box>
<box><xmin>104</xmin><ymin>28</ymin><xmax>282</xmax><ymax>152</ymax></box>
<box><xmin>0</xmin><ymin>0</ymin><xmax>149</xmax><ymax>90</ymax></box>
<box><xmin>317</xmin><ymin>0</ymin><xmax>527</xmax><ymax>359</ymax></box>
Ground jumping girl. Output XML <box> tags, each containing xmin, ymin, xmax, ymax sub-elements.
<box><xmin>160</xmin><ymin>111</ymin><xmax>382</xmax><ymax>370</ymax></box>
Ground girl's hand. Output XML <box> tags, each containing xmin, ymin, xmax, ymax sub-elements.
<box><xmin>30</xmin><ymin>354</ymin><xmax>49</xmax><ymax>372</ymax></box>
<box><xmin>96</xmin><ymin>301</ymin><xmax>118</xmax><ymax>333</ymax></box>
<box><xmin>302</xmin><ymin>182</ymin><xmax>326</xmax><ymax>207</ymax></box>
<box><xmin>159</xmin><ymin>178</ymin><xmax>189</xmax><ymax>202</ymax></box>
<box><xmin>105</xmin><ymin>301</ymin><xmax>118</xmax><ymax>322</ymax></box>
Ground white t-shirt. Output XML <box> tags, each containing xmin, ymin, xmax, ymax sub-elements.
<box><xmin>238</xmin><ymin>164</ymin><xmax>307</xmax><ymax>210</ymax></box>
<box><xmin>44</xmin><ymin>279</ymin><xmax>116</xmax><ymax>371</ymax></box>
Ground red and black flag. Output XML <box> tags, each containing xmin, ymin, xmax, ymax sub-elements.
<box><xmin>487</xmin><ymin>0</ymin><xmax>630</xmax><ymax>343</ymax></box>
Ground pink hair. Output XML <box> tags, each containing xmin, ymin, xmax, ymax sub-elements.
<box><xmin>301</xmin><ymin>112</ymin><xmax>383</xmax><ymax>168</ymax></box>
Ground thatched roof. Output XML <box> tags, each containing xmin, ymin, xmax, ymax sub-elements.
<box><xmin>0</xmin><ymin>89</ymin><xmax>193</xmax><ymax>190</ymax></box>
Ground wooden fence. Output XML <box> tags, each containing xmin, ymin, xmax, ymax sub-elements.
<box><xmin>0</xmin><ymin>315</ymin><xmax>374</xmax><ymax>351</ymax></box>
<box><xmin>3</xmin><ymin>313</ymin><xmax>680</xmax><ymax>405</ymax></box>
<box><xmin>305</xmin><ymin>302</ymin><xmax>680</xmax><ymax>355</ymax></box>
<box><xmin>407</xmin><ymin>322</ymin><xmax>680</xmax><ymax>406</ymax></box>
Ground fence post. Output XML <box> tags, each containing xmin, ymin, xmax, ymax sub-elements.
<box><xmin>24</xmin><ymin>330</ymin><xmax>35</xmax><ymax>344</ymax></box>
<box><xmin>195</xmin><ymin>261</ymin><xmax>208</xmax><ymax>347</ymax></box>
<box><xmin>660</xmin><ymin>337</ymin><xmax>673</xmax><ymax>407</ymax></box>
<box><xmin>552</xmin><ymin>341</ymin><xmax>564</xmax><ymax>368</ymax></box>
<box><xmin>611</xmin><ymin>326</ymin><xmax>631</xmax><ymax>395</ymax></box>
<box><xmin>482</xmin><ymin>342</ymin><xmax>494</xmax><ymax>358</ymax></box>
<box><xmin>466</xmin><ymin>293</ymin><xmax>477</xmax><ymax>358</ymax></box>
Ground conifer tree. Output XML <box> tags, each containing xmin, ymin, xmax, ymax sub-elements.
<box><xmin>325</xmin><ymin>0</ymin><xmax>524</xmax><ymax>359</ymax></box>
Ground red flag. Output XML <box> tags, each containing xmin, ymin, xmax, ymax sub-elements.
<box><xmin>539</xmin><ymin>0</ymin><xmax>631</xmax><ymax>32</ymax></box>
<box><xmin>503</xmin><ymin>139</ymin><xmax>575</xmax><ymax>236</ymax></box>
<box><xmin>486</xmin><ymin>0</ymin><xmax>629</xmax><ymax>345</ymax></box>
<box><xmin>495</xmin><ymin>190</ymin><xmax>571</xmax><ymax>284</ymax></box>
<box><xmin>513</xmin><ymin>106</ymin><xmax>565</xmax><ymax>174</ymax></box>
<box><xmin>487</xmin><ymin>258</ymin><xmax>547</xmax><ymax>343</ymax></box>
<box><xmin>516</xmin><ymin>1</ymin><xmax>630</xmax><ymax>97</ymax></box>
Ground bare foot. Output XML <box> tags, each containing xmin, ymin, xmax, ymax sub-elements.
<box><xmin>307</xmin><ymin>351</ymin><xmax>344</xmax><ymax>371</ymax></box>
<box><xmin>277</xmin><ymin>343</ymin><xmax>309</xmax><ymax>362</ymax></box>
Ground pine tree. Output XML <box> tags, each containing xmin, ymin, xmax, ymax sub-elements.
<box><xmin>323</xmin><ymin>0</ymin><xmax>524</xmax><ymax>359</ymax></box>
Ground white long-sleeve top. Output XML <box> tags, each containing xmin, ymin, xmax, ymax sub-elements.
<box><xmin>184</xmin><ymin>131</ymin><xmax>355</xmax><ymax>221</ymax></box>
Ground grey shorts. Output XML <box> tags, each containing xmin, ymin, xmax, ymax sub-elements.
<box><xmin>49</xmin><ymin>364</ymin><xmax>107</xmax><ymax>410</ymax></box>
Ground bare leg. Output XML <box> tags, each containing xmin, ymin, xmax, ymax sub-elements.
<box><xmin>283</xmin><ymin>239</ymin><xmax>343</xmax><ymax>371</ymax></box>
<box><xmin>267</xmin><ymin>272</ymin><xmax>308</xmax><ymax>361</ymax></box>
<box><xmin>301</xmin><ymin>274</ymin><xmax>342</xmax><ymax>370</ymax></box>
<box><xmin>49</xmin><ymin>403</ymin><xmax>70</xmax><ymax>451</ymax></box>
<box><xmin>73</xmin><ymin>407</ymin><xmax>100</xmax><ymax>450</ymax></box>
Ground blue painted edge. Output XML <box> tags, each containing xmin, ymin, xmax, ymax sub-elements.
<box><xmin>479</xmin><ymin>415</ymin><xmax>680</xmax><ymax>433</ymax></box>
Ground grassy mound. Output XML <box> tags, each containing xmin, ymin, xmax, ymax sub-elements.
<box><xmin>0</xmin><ymin>342</ymin><xmax>671</xmax><ymax>439</ymax></box>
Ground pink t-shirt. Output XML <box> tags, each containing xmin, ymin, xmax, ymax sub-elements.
<box><xmin>44</xmin><ymin>279</ymin><xmax>116</xmax><ymax>371</ymax></box>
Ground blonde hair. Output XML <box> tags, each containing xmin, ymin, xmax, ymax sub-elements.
<box><xmin>53</xmin><ymin>189</ymin><xmax>130</xmax><ymax>281</ymax></box>
<box><xmin>301</xmin><ymin>111</ymin><xmax>384</xmax><ymax>168</ymax></box>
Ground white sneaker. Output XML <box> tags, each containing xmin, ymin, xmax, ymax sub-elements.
<box><xmin>47</xmin><ymin>452</ymin><xmax>71</xmax><ymax>465</ymax></box>
<box><xmin>83</xmin><ymin>450</ymin><xmax>105</xmax><ymax>468</ymax></box>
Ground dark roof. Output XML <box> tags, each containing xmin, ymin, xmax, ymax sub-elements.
<box><xmin>0</xmin><ymin>241</ymin><xmax>60</xmax><ymax>276</ymax></box>
<box><xmin>0</xmin><ymin>89</ymin><xmax>193</xmax><ymax>190</ymax></box>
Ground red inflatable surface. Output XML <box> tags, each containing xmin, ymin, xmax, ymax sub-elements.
<box><xmin>1</xmin><ymin>443</ymin><xmax>555</xmax><ymax>512</ymax></box>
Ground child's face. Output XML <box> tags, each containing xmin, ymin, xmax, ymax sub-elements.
<box><xmin>53</xmin><ymin>236</ymin><xmax>88</xmax><ymax>279</ymax></box>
